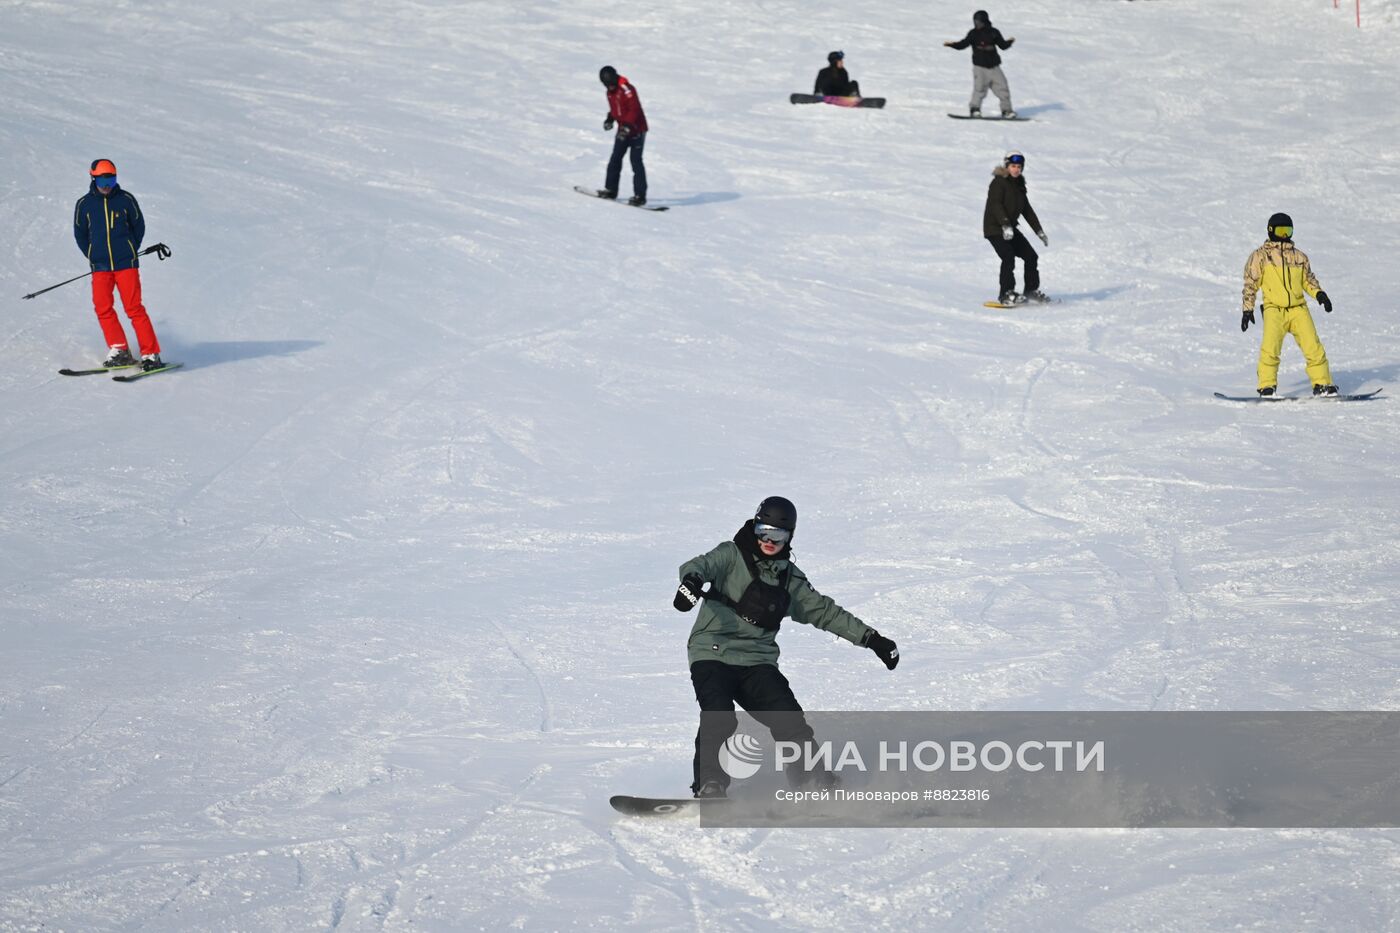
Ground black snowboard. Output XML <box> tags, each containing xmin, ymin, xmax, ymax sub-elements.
<box><xmin>572</xmin><ymin>186</ymin><xmax>668</xmax><ymax>211</ymax></box>
<box><xmin>609</xmin><ymin>795</ymin><xmax>728</xmax><ymax>816</ymax></box>
<box><xmin>948</xmin><ymin>113</ymin><xmax>1032</xmax><ymax>122</ymax></box>
<box><xmin>1212</xmin><ymin>389</ymin><xmax>1384</xmax><ymax>402</ymax></box>
<box><xmin>790</xmin><ymin>93</ymin><xmax>886</xmax><ymax>109</ymax></box>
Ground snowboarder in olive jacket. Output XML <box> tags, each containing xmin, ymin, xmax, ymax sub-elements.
<box><xmin>672</xmin><ymin>496</ymin><xmax>899</xmax><ymax>798</ymax></box>
<box><xmin>983</xmin><ymin>150</ymin><xmax>1049</xmax><ymax>304</ymax></box>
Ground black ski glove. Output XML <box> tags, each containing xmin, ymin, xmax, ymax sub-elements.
<box><xmin>1317</xmin><ymin>290</ymin><xmax>1332</xmax><ymax>313</ymax></box>
<box><xmin>864</xmin><ymin>631</ymin><xmax>899</xmax><ymax>670</ymax></box>
<box><xmin>1241</xmin><ymin>308</ymin><xmax>1255</xmax><ymax>332</ymax></box>
<box><xmin>673</xmin><ymin>574</ymin><xmax>705</xmax><ymax>612</ymax></box>
<box><xmin>604</xmin><ymin>114</ymin><xmax>615</xmax><ymax>131</ymax></box>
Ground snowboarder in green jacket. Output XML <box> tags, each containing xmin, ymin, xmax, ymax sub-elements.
<box><xmin>672</xmin><ymin>496</ymin><xmax>899</xmax><ymax>798</ymax></box>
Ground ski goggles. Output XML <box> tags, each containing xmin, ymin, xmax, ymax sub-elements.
<box><xmin>1271</xmin><ymin>225</ymin><xmax>1293</xmax><ymax>239</ymax></box>
<box><xmin>94</xmin><ymin>174</ymin><xmax>117</xmax><ymax>189</ymax></box>
<box><xmin>754</xmin><ymin>522</ymin><xmax>792</xmax><ymax>545</ymax></box>
<box><xmin>1006</xmin><ymin>154</ymin><xmax>1025</xmax><ymax>166</ymax></box>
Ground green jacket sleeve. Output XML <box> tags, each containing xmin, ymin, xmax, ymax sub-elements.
<box><xmin>679</xmin><ymin>541</ymin><xmax>736</xmax><ymax>584</ymax></box>
<box><xmin>988</xmin><ymin>179</ymin><xmax>1010</xmax><ymax>229</ymax></box>
<box><xmin>787</xmin><ymin>570</ymin><xmax>872</xmax><ymax>645</ymax></box>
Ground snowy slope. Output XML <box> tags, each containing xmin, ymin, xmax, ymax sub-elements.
<box><xmin>2</xmin><ymin>0</ymin><xmax>1399</xmax><ymax>929</ymax></box>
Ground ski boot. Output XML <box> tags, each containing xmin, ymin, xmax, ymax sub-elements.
<box><xmin>1025</xmin><ymin>289</ymin><xmax>1053</xmax><ymax>303</ymax></box>
<box><xmin>628</xmin><ymin>195</ymin><xmax>647</xmax><ymax>207</ymax></box>
<box><xmin>1313</xmin><ymin>384</ymin><xmax>1339</xmax><ymax>397</ymax></box>
<box><xmin>1257</xmin><ymin>386</ymin><xmax>1276</xmax><ymax>397</ymax></box>
<box><xmin>104</xmin><ymin>347</ymin><xmax>136</xmax><ymax>368</ymax></box>
<box><xmin>998</xmin><ymin>291</ymin><xmax>1028</xmax><ymax>306</ymax></box>
<box><xmin>694</xmin><ymin>780</ymin><xmax>727</xmax><ymax>799</ymax></box>
<box><xmin>1002</xmin><ymin>110</ymin><xmax>1018</xmax><ymax>119</ymax></box>
<box><xmin>598</xmin><ymin>189</ymin><xmax>617</xmax><ymax>200</ymax></box>
<box><xmin>969</xmin><ymin>107</ymin><xmax>981</xmax><ymax>118</ymax></box>
<box><xmin>140</xmin><ymin>354</ymin><xmax>165</xmax><ymax>372</ymax></box>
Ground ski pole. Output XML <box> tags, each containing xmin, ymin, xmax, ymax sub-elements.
<box><xmin>21</xmin><ymin>243</ymin><xmax>172</xmax><ymax>300</ymax></box>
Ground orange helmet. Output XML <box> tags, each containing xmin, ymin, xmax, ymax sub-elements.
<box><xmin>90</xmin><ymin>159</ymin><xmax>117</xmax><ymax>176</ymax></box>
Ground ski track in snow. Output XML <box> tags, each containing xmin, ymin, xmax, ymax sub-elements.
<box><xmin>3</xmin><ymin>0</ymin><xmax>1400</xmax><ymax>929</ymax></box>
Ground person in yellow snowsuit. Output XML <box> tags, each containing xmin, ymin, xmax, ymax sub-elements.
<box><xmin>1241</xmin><ymin>212</ymin><xmax>1336</xmax><ymax>397</ymax></box>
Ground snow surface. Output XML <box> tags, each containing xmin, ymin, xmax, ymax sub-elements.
<box><xmin>3</xmin><ymin>0</ymin><xmax>1400</xmax><ymax>929</ymax></box>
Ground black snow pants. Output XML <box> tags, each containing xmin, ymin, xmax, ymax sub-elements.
<box><xmin>605</xmin><ymin>132</ymin><xmax>647</xmax><ymax>199</ymax></box>
<box><xmin>689</xmin><ymin>660</ymin><xmax>817</xmax><ymax>793</ymax></box>
<box><xmin>987</xmin><ymin>229</ymin><xmax>1039</xmax><ymax>296</ymax></box>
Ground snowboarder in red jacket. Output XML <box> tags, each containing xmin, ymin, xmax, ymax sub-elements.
<box><xmin>599</xmin><ymin>66</ymin><xmax>649</xmax><ymax>206</ymax></box>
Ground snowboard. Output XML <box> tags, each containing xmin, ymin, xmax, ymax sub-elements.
<box><xmin>1213</xmin><ymin>389</ymin><xmax>1384</xmax><ymax>403</ymax></box>
<box><xmin>609</xmin><ymin>795</ymin><xmax>727</xmax><ymax>816</ymax></box>
<box><xmin>948</xmin><ymin>113</ymin><xmax>1032</xmax><ymax>122</ymax></box>
<box><xmin>984</xmin><ymin>298</ymin><xmax>1058</xmax><ymax>309</ymax></box>
<box><xmin>790</xmin><ymin>93</ymin><xmax>886</xmax><ymax>109</ymax></box>
<box><xmin>573</xmin><ymin>185</ymin><xmax>668</xmax><ymax>211</ymax></box>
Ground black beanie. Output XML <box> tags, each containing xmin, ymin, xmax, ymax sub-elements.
<box><xmin>974</xmin><ymin>10</ymin><xmax>990</xmax><ymax>26</ymax></box>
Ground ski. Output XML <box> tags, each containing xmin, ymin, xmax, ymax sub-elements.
<box><xmin>112</xmin><ymin>362</ymin><xmax>184</xmax><ymax>382</ymax></box>
<box><xmin>572</xmin><ymin>186</ymin><xmax>668</xmax><ymax>211</ymax></box>
<box><xmin>790</xmin><ymin>93</ymin><xmax>886</xmax><ymax>108</ymax></box>
<box><xmin>1212</xmin><ymin>389</ymin><xmax>1384</xmax><ymax>403</ymax></box>
<box><xmin>60</xmin><ymin>365</ymin><xmax>138</xmax><ymax>376</ymax></box>
<box><xmin>609</xmin><ymin>795</ymin><xmax>728</xmax><ymax>816</ymax></box>
<box><xmin>949</xmin><ymin>114</ymin><xmax>1032</xmax><ymax>122</ymax></box>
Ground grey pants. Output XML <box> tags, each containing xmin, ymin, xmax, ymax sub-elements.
<box><xmin>970</xmin><ymin>65</ymin><xmax>1013</xmax><ymax>113</ymax></box>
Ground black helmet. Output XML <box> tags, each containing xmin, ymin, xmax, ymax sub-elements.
<box><xmin>1267</xmin><ymin>212</ymin><xmax>1294</xmax><ymax>241</ymax></box>
<box><xmin>599</xmin><ymin>65</ymin><xmax>618</xmax><ymax>87</ymax></box>
<box><xmin>827</xmin><ymin>50</ymin><xmax>844</xmax><ymax>65</ymax></box>
<box><xmin>974</xmin><ymin>10</ymin><xmax>991</xmax><ymax>26</ymax></box>
<box><xmin>755</xmin><ymin>496</ymin><xmax>797</xmax><ymax>533</ymax></box>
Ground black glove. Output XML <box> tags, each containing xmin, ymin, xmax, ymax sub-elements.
<box><xmin>603</xmin><ymin>114</ymin><xmax>615</xmax><ymax>131</ymax></box>
<box><xmin>673</xmin><ymin>574</ymin><xmax>704</xmax><ymax>612</ymax></box>
<box><xmin>618</xmin><ymin>123</ymin><xmax>634</xmax><ymax>139</ymax></box>
<box><xmin>1317</xmin><ymin>290</ymin><xmax>1332</xmax><ymax>313</ymax></box>
<box><xmin>864</xmin><ymin>631</ymin><xmax>899</xmax><ymax>670</ymax></box>
<box><xmin>1241</xmin><ymin>308</ymin><xmax>1255</xmax><ymax>332</ymax></box>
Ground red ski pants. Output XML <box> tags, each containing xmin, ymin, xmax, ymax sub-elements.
<box><xmin>91</xmin><ymin>268</ymin><xmax>160</xmax><ymax>356</ymax></box>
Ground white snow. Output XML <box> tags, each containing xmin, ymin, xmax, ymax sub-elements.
<box><xmin>3</xmin><ymin>0</ymin><xmax>1399</xmax><ymax>929</ymax></box>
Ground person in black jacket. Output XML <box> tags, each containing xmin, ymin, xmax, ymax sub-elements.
<box><xmin>813</xmin><ymin>51</ymin><xmax>861</xmax><ymax>98</ymax></box>
<box><xmin>73</xmin><ymin>159</ymin><xmax>165</xmax><ymax>370</ymax></box>
<box><xmin>944</xmin><ymin>10</ymin><xmax>1016</xmax><ymax>118</ymax></box>
<box><xmin>983</xmin><ymin>151</ymin><xmax>1049</xmax><ymax>304</ymax></box>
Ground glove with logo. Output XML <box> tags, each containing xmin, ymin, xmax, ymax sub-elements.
<box><xmin>1317</xmin><ymin>290</ymin><xmax>1332</xmax><ymax>313</ymax></box>
<box><xmin>673</xmin><ymin>574</ymin><xmax>705</xmax><ymax>612</ymax></box>
<box><xmin>864</xmin><ymin>631</ymin><xmax>899</xmax><ymax>670</ymax></box>
<box><xmin>1241</xmin><ymin>307</ymin><xmax>1255</xmax><ymax>332</ymax></box>
<box><xmin>1001</xmin><ymin>225</ymin><xmax>1014</xmax><ymax>242</ymax></box>
<box><xmin>604</xmin><ymin>114</ymin><xmax>615</xmax><ymax>131</ymax></box>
